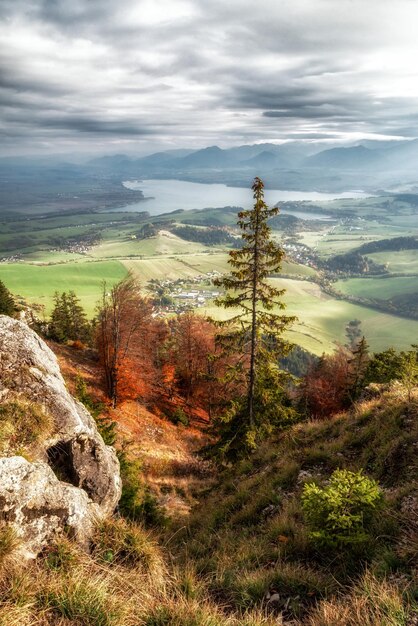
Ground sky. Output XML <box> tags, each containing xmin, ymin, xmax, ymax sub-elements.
<box><xmin>1</xmin><ymin>0</ymin><xmax>418</xmax><ymax>156</ymax></box>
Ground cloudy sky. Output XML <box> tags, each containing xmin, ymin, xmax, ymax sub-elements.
<box><xmin>1</xmin><ymin>0</ymin><xmax>418</xmax><ymax>156</ymax></box>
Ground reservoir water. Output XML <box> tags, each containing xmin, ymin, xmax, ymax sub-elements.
<box><xmin>121</xmin><ymin>179</ymin><xmax>371</xmax><ymax>219</ymax></box>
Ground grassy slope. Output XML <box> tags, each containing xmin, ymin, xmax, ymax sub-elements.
<box><xmin>368</xmin><ymin>250</ymin><xmax>418</xmax><ymax>274</ymax></box>
<box><xmin>90</xmin><ymin>231</ymin><xmax>213</xmax><ymax>259</ymax></box>
<box><xmin>0</xmin><ymin>339</ymin><xmax>416</xmax><ymax>626</ymax></box>
<box><xmin>178</xmin><ymin>390</ymin><xmax>417</xmax><ymax>624</ymax></box>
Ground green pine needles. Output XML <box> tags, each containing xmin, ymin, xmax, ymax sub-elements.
<box><xmin>302</xmin><ymin>469</ymin><xmax>383</xmax><ymax>552</ymax></box>
<box><xmin>0</xmin><ymin>280</ymin><xmax>15</xmax><ymax>317</ymax></box>
<box><xmin>213</xmin><ymin>177</ymin><xmax>297</xmax><ymax>457</ymax></box>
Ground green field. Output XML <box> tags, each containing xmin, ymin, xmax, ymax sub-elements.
<box><xmin>335</xmin><ymin>276</ymin><xmax>418</xmax><ymax>300</ymax></box>
<box><xmin>122</xmin><ymin>253</ymin><xmax>315</xmax><ymax>283</ymax></box>
<box><xmin>367</xmin><ymin>250</ymin><xmax>418</xmax><ymax>275</ymax></box>
<box><xmin>90</xmin><ymin>230</ymin><xmax>215</xmax><ymax>259</ymax></box>
<box><xmin>0</xmin><ymin>261</ymin><xmax>128</xmax><ymax>316</ymax></box>
<box><xmin>204</xmin><ymin>277</ymin><xmax>418</xmax><ymax>355</ymax></box>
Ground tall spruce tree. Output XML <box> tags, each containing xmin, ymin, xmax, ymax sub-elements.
<box><xmin>213</xmin><ymin>177</ymin><xmax>297</xmax><ymax>455</ymax></box>
<box><xmin>0</xmin><ymin>280</ymin><xmax>15</xmax><ymax>317</ymax></box>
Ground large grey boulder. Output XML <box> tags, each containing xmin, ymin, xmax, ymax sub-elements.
<box><xmin>0</xmin><ymin>315</ymin><xmax>122</xmax><ymax>556</ymax></box>
<box><xmin>0</xmin><ymin>456</ymin><xmax>97</xmax><ymax>559</ymax></box>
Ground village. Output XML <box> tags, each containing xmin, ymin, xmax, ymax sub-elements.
<box><xmin>147</xmin><ymin>270</ymin><xmax>223</xmax><ymax>315</ymax></box>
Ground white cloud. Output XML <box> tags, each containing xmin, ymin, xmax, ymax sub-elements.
<box><xmin>1</xmin><ymin>0</ymin><xmax>418</xmax><ymax>154</ymax></box>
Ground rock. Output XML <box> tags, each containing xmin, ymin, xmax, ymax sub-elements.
<box><xmin>0</xmin><ymin>456</ymin><xmax>97</xmax><ymax>559</ymax></box>
<box><xmin>0</xmin><ymin>315</ymin><xmax>122</xmax><ymax>556</ymax></box>
<box><xmin>261</xmin><ymin>503</ymin><xmax>281</xmax><ymax>518</ymax></box>
<box><xmin>267</xmin><ymin>593</ymin><xmax>281</xmax><ymax>604</ymax></box>
<box><xmin>296</xmin><ymin>469</ymin><xmax>313</xmax><ymax>484</ymax></box>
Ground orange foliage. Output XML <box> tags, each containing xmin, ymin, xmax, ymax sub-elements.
<box><xmin>299</xmin><ymin>346</ymin><xmax>352</xmax><ymax>419</ymax></box>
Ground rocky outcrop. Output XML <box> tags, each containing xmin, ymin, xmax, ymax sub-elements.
<box><xmin>0</xmin><ymin>456</ymin><xmax>97</xmax><ymax>559</ymax></box>
<box><xmin>0</xmin><ymin>315</ymin><xmax>122</xmax><ymax>557</ymax></box>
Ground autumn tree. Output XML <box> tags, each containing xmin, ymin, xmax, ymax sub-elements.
<box><xmin>298</xmin><ymin>346</ymin><xmax>353</xmax><ymax>419</ymax></box>
<box><xmin>169</xmin><ymin>312</ymin><xmax>214</xmax><ymax>402</ymax></box>
<box><xmin>96</xmin><ymin>276</ymin><xmax>161</xmax><ymax>407</ymax></box>
<box><xmin>213</xmin><ymin>177</ymin><xmax>296</xmax><ymax>455</ymax></box>
<box><xmin>167</xmin><ymin>312</ymin><xmax>240</xmax><ymax>419</ymax></box>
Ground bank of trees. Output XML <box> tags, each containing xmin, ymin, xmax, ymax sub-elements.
<box><xmin>298</xmin><ymin>340</ymin><xmax>418</xmax><ymax>418</ymax></box>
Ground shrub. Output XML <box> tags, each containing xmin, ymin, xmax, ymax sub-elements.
<box><xmin>75</xmin><ymin>376</ymin><xmax>117</xmax><ymax>445</ymax></box>
<box><xmin>0</xmin><ymin>280</ymin><xmax>15</xmax><ymax>316</ymax></box>
<box><xmin>168</xmin><ymin>407</ymin><xmax>189</xmax><ymax>427</ymax></box>
<box><xmin>301</xmin><ymin>469</ymin><xmax>383</xmax><ymax>551</ymax></box>
<box><xmin>117</xmin><ymin>448</ymin><xmax>165</xmax><ymax>527</ymax></box>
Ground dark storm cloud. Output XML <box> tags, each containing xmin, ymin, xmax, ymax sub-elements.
<box><xmin>1</xmin><ymin>0</ymin><xmax>418</xmax><ymax>154</ymax></box>
<box><xmin>40</xmin><ymin>116</ymin><xmax>159</xmax><ymax>136</ymax></box>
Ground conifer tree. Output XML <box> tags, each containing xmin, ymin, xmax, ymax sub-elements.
<box><xmin>49</xmin><ymin>291</ymin><xmax>91</xmax><ymax>343</ymax></box>
<box><xmin>213</xmin><ymin>177</ymin><xmax>296</xmax><ymax>455</ymax></box>
<box><xmin>0</xmin><ymin>280</ymin><xmax>15</xmax><ymax>317</ymax></box>
<box><xmin>348</xmin><ymin>336</ymin><xmax>370</xmax><ymax>401</ymax></box>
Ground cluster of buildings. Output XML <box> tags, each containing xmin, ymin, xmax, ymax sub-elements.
<box><xmin>151</xmin><ymin>270</ymin><xmax>222</xmax><ymax>314</ymax></box>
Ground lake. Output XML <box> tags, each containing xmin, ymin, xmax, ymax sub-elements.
<box><xmin>120</xmin><ymin>179</ymin><xmax>371</xmax><ymax>219</ymax></box>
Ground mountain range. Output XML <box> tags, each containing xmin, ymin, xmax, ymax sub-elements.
<box><xmin>4</xmin><ymin>139</ymin><xmax>418</xmax><ymax>197</ymax></box>
<box><xmin>87</xmin><ymin>139</ymin><xmax>418</xmax><ymax>177</ymax></box>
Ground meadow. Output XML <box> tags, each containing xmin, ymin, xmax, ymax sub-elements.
<box><xmin>204</xmin><ymin>277</ymin><xmax>418</xmax><ymax>354</ymax></box>
<box><xmin>335</xmin><ymin>275</ymin><xmax>418</xmax><ymax>300</ymax></box>
<box><xmin>367</xmin><ymin>249</ymin><xmax>418</xmax><ymax>274</ymax></box>
<box><xmin>0</xmin><ymin>260</ymin><xmax>127</xmax><ymax>316</ymax></box>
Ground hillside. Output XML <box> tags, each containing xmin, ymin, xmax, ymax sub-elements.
<box><xmin>0</xmin><ymin>325</ymin><xmax>416</xmax><ymax>625</ymax></box>
<box><xmin>176</xmin><ymin>388</ymin><xmax>417</xmax><ymax>624</ymax></box>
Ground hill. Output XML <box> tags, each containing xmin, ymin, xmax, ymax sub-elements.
<box><xmin>176</xmin><ymin>387</ymin><xmax>417</xmax><ymax>624</ymax></box>
<box><xmin>304</xmin><ymin>145</ymin><xmax>383</xmax><ymax>169</ymax></box>
<box><xmin>0</xmin><ymin>321</ymin><xmax>416</xmax><ymax>625</ymax></box>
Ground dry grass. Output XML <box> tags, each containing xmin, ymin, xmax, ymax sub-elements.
<box><xmin>0</xmin><ymin>545</ymin><xmax>279</xmax><ymax>626</ymax></box>
<box><xmin>302</xmin><ymin>572</ymin><xmax>414</xmax><ymax>626</ymax></box>
<box><xmin>92</xmin><ymin>518</ymin><xmax>166</xmax><ymax>583</ymax></box>
<box><xmin>0</xmin><ymin>525</ymin><xmax>20</xmax><ymax>575</ymax></box>
<box><xmin>0</xmin><ymin>398</ymin><xmax>53</xmax><ymax>455</ymax></box>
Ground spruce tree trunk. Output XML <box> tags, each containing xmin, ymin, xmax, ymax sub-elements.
<box><xmin>247</xmin><ymin>202</ymin><xmax>261</xmax><ymax>428</ymax></box>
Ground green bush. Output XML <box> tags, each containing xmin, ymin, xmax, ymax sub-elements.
<box><xmin>75</xmin><ymin>376</ymin><xmax>117</xmax><ymax>445</ymax></box>
<box><xmin>301</xmin><ymin>469</ymin><xmax>383</xmax><ymax>551</ymax></box>
<box><xmin>168</xmin><ymin>407</ymin><xmax>189</xmax><ymax>427</ymax></box>
<box><xmin>0</xmin><ymin>280</ymin><xmax>15</xmax><ymax>316</ymax></box>
<box><xmin>117</xmin><ymin>448</ymin><xmax>165</xmax><ymax>527</ymax></box>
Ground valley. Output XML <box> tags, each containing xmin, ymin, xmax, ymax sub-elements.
<box><xmin>1</xmin><ymin>177</ymin><xmax>417</xmax><ymax>355</ymax></box>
